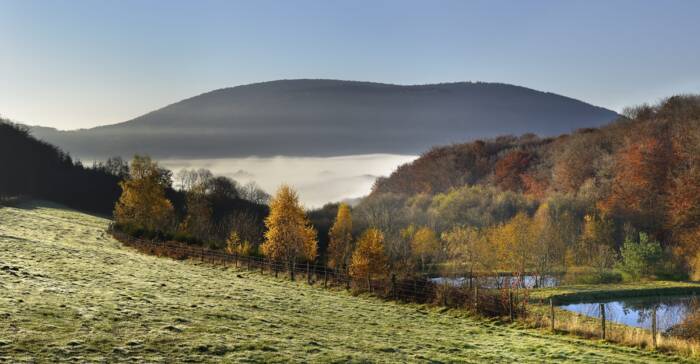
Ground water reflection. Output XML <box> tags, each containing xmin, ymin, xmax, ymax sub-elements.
<box><xmin>559</xmin><ymin>295</ymin><xmax>695</xmax><ymax>331</ymax></box>
<box><xmin>430</xmin><ymin>275</ymin><xmax>559</xmax><ymax>289</ymax></box>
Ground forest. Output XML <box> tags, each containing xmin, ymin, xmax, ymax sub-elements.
<box><xmin>360</xmin><ymin>95</ymin><xmax>700</xmax><ymax>282</ymax></box>
<box><xmin>4</xmin><ymin>96</ymin><xmax>700</xmax><ymax>287</ymax></box>
<box><xmin>4</xmin><ymin>95</ymin><xmax>700</xmax><ymax>359</ymax></box>
<box><xmin>104</xmin><ymin>95</ymin><xmax>700</xmax><ymax>292</ymax></box>
<box><xmin>0</xmin><ymin>119</ymin><xmax>269</xmax><ymax>237</ymax></box>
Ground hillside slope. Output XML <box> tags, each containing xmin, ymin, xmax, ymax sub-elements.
<box><xmin>0</xmin><ymin>120</ymin><xmax>121</xmax><ymax>214</ymax></box>
<box><xmin>0</xmin><ymin>202</ymin><xmax>685</xmax><ymax>362</ymax></box>
<box><xmin>29</xmin><ymin>79</ymin><xmax>618</xmax><ymax>159</ymax></box>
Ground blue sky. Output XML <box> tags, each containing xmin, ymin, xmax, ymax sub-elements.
<box><xmin>1</xmin><ymin>0</ymin><xmax>699</xmax><ymax>129</ymax></box>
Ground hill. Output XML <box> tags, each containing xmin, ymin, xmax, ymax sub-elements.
<box><xmin>364</xmin><ymin>95</ymin><xmax>700</xmax><ymax>277</ymax></box>
<box><xmin>0</xmin><ymin>119</ymin><xmax>121</xmax><ymax>214</ymax></box>
<box><xmin>0</xmin><ymin>201</ymin><xmax>686</xmax><ymax>362</ymax></box>
<box><xmin>29</xmin><ymin>79</ymin><xmax>619</xmax><ymax>159</ymax></box>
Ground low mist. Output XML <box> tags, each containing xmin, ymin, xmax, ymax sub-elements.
<box><xmin>159</xmin><ymin>154</ymin><xmax>417</xmax><ymax>208</ymax></box>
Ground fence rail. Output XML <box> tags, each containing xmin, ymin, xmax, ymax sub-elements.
<box><xmin>110</xmin><ymin>228</ymin><xmax>694</xmax><ymax>356</ymax></box>
<box><xmin>109</xmin><ymin>229</ymin><xmax>439</xmax><ymax>303</ymax></box>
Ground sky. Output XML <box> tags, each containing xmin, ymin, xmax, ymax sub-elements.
<box><xmin>1</xmin><ymin>0</ymin><xmax>699</xmax><ymax>130</ymax></box>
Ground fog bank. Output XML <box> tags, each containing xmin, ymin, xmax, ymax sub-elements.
<box><xmin>160</xmin><ymin>154</ymin><xmax>417</xmax><ymax>208</ymax></box>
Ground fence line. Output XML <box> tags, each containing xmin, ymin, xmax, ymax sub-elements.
<box><xmin>110</xmin><ymin>228</ymin><xmax>694</xmax><ymax>357</ymax></box>
<box><xmin>109</xmin><ymin>229</ymin><xmax>439</xmax><ymax>302</ymax></box>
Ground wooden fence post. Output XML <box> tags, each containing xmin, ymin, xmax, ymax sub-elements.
<box><xmin>474</xmin><ymin>284</ymin><xmax>478</xmax><ymax>311</ymax></box>
<box><xmin>391</xmin><ymin>273</ymin><xmax>397</xmax><ymax>299</ymax></box>
<box><xmin>307</xmin><ymin>262</ymin><xmax>311</xmax><ymax>284</ymax></box>
<box><xmin>509</xmin><ymin>290</ymin><xmax>514</xmax><ymax>322</ymax></box>
<box><xmin>550</xmin><ymin>299</ymin><xmax>555</xmax><ymax>331</ymax></box>
<box><xmin>651</xmin><ymin>305</ymin><xmax>657</xmax><ymax>349</ymax></box>
<box><xmin>600</xmin><ymin>303</ymin><xmax>606</xmax><ymax>340</ymax></box>
<box><xmin>324</xmin><ymin>269</ymin><xmax>328</xmax><ymax>288</ymax></box>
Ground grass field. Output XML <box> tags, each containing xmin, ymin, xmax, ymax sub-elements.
<box><xmin>0</xmin><ymin>201</ymin><xmax>693</xmax><ymax>363</ymax></box>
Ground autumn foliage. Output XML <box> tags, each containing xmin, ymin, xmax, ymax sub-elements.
<box><xmin>349</xmin><ymin>228</ymin><xmax>389</xmax><ymax>286</ymax></box>
<box><xmin>327</xmin><ymin>203</ymin><xmax>353</xmax><ymax>271</ymax></box>
<box><xmin>364</xmin><ymin>95</ymin><xmax>700</xmax><ymax>279</ymax></box>
<box><xmin>261</xmin><ymin>185</ymin><xmax>318</xmax><ymax>280</ymax></box>
<box><xmin>114</xmin><ymin>155</ymin><xmax>174</xmax><ymax>233</ymax></box>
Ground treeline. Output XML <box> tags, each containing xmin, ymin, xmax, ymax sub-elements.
<box><xmin>355</xmin><ymin>95</ymin><xmax>700</xmax><ymax>281</ymax></box>
<box><xmin>0</xmin><ymin>118</ymin><xmax>269</xmax><ymax>240</ymax></box>
<box><xmin>0</xmin><ymin>119</ymin><xmax>121</xmax><ymax>213</ymax></box>
<box><xmin>115</xmin><ymin>168</ymin><xmax>403</xmax><ymax>291</ymax></box>
<box><xmin>110</xmin><ymin>96</ymin><xmax>700</xmax><ymax>288</ymax></box>
<box><xmin>112</xmin><ymin>156</ymin><xmax>269</xmax><ymax>249</ymax></box>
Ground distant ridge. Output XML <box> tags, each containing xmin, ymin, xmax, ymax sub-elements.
<box><xmin>29</xmin><ymin>79</ymin><xmax>619</xmax><ymax>159</ymax></box>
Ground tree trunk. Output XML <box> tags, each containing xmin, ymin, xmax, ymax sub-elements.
<box><xmin>290</xmin><ymin>259</ymin><xmax>295</xmax><ymax>281</ymax></box>
<box><xmin>469</xmin><ymin>267</ymin><xmax>473</xmax><ymax>289</ymax></box>
<box><xmin>306</xmin><ymin>262</ymin><xmax>311</xmax><ymax>284</ymax></box>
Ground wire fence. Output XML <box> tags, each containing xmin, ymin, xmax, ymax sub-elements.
<box><xmin>524</xmin><ymin>297</ymin><xmax>700</xmax><ymax>356</ymax></box>
<box><xmin>110</xmin><ymin>229</ymin><xmax>434</xmax><ymax>301</ymax></box>
<box><xmin>109</xmin><ymin>228</ymin><xmax>529</xmax><ymax>317</ymax></box>
<box><xmin>109</xmin><ymin>228</ymin><xmax>700</xmax><ymax>357</ymax></box>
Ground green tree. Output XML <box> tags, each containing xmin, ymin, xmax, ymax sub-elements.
<box><xmin>616</xmin><ymin>232</ymin><xmax>663</xmax><ymax>280</ymax></box>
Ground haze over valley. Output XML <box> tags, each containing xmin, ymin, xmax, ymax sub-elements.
<box><xmin>160</xmin><ymin>154</ymin><xmax>417</xmax><ymax>207</ymax></box>
<box><xmin>3</xmin><ymin>1</ymin><xmax>700</xmax><ymax>362</ymax></box>
<box><xmin>26</xmin><ymin>79</ymin><xmax>619</xmax><ymax>204</ymax></box>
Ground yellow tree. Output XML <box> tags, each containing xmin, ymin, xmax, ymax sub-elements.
<box><xmin>442</xmin><ymin>226</ymin><xmax>495</xmax><ymax>288</ymax></box>
<box><xmin>577</xmin><ymin>212</ymin><xmax>616</xmax><ymax>265</ymax></box>
<box><xmin>226</xmin><ymin>230</ymin><xmax>252</xmax><ymax>256</ymax></box>
<box><xmin>494</xmin><ymin>212</ymin><xmax>537</xmax><ymax>279</ymax></box>
<box><xmin>114</xmin><ymin>155</ymin><xmax>174</xmax><ymax>233</ymax></box>
<box><xmin>327</xmin><ymin>203</ymin><xmax>353</xmax><ymax>271</ymax></box>
<box><xmin>261</xmin><ymin>185</ymin><xmax>318</xmax><ymax>280</ymax></box>
<box><xmin>349</xmin><ymin>228</ymin><xmax>388</xmax><ymax>290</ymax></box>
<box><xmin>530</xmin><ymin>203</ymin><xmax>571</xmax><ymax>286</ymax></box>
<box><xmin>411</xmin><ymin>226</ymin><xmax>440</xmax><ymax>273</ymax></box>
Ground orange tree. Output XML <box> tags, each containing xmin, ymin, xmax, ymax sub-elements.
<box><xmin>261</xmin><ymin>185</ymin><xmax>318</xmax><ymax>280</ymax></box>
<box><xmin>327</xmin><ymin>203</ymin><xmax>353</xmax><ymax>272</ymax></box>
<box><xmin>350</xmin><ymin>228</ymin><xmax>388</xmax><ymax>290</ymax></box>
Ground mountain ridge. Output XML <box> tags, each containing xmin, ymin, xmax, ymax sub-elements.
<box><xmin>28</xmin><ymin>79</ymin><xmax>619</xmax><ymax>159</ymax></box>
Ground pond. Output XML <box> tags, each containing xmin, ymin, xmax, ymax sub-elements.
<box><xmin>430</xmin><ymin>275</ymin><xmax>560</xmax><ymax>289</ymax></box>
<box><xmin>558</xmin><ymin>295</ymin><xmax>697</xmax><ymax>331</ymax></box>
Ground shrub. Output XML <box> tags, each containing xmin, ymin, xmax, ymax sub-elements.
<box><xmin>616</xmin><ymin>232</ymin><xmax>663</xmax><ymax>280</ymax></box>
<box><xmin>563</xmin><ymin>270</ymin><xmax>622</xmax><ymax>285</ymax></box>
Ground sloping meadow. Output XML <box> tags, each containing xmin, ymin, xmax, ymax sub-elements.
<box><xmin>0</xmin><ymin>201</ymin><xmax>688</xmax><ymax>363</ymax></box>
